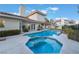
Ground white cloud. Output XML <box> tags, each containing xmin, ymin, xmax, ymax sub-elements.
<box><xmin>50</xmin><ymin>7</ymin><xmax>59</xmax><ymax>11</ymax></box>
<box><xmin>62</xmin><ymin>17</ymin><xmax>68</xmax><ymax>19</ymax></box>
<box><xmin>26</xmin><ymin>10</ymin><xmax>30</xmax><ymax>13</ymax></box>
<box><xmin>30</xmin><ymin>9</ymin><xmax>48</xmax><ymax>14</ymax></box>
<box><xmin>55</xmin><ymin>17</ymin><xmax>68</xmax><ymax>20</ymax></box>
<box><xmin>13</xmin><ymin>13</ymin><xmax>19</xmax><ymax>15</ymax></box>
<box><xmin>9</xmin><ymin>12</ymin><xmax>19</xmax><ymax>15</ymax></box>
<box><xmin>31</xmin><ymin>9</ymin><xmax>36</xmax><ymax>12</ymax></box>
<box><xmin>40</xmin><ymin>10</ymin><xmax>48</xmax><ymax>14</ymax></box>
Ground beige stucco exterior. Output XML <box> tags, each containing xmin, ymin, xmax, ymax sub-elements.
<box><xmin>0</xmin><ymin>11</ymin><xmax>49</xmax><ymax>32</ymax></box>
<box><xmin>0</xmin><ymin>18</ymin><xmax>20</xmax><ymax>31</ymax></box>
<box><xmin>28</xmin><ymin>13</ymin><xmax>46</xmax><ymax>22</ymax></box>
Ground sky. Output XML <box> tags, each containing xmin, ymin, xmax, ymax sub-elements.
<box><xmin>0</xmin><ymin>4</ymin><xmax>79</xmax><ymax>20</ymax></box>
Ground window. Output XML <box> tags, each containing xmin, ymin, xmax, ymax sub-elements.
<box><xmin>0</xmin><ymin>20</ymin><xmax>5</xmax><ymax>28</ymax></box>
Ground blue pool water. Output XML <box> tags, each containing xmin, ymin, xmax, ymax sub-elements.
<box><xmin>26</xmin><ymin>37</ymin><xmax>62</xmax><ymax>54</ymax></box>
<box><xmin>24</xmin><ymin>30</ymin><xmax>57</xmax><ymax>37</ymax></box>
<box><xmin>25</xmin><ymin>30</ymin><xmax>62</xmax><ymax>54</ymax></box>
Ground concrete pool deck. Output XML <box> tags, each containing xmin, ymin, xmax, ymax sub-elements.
<box><xmin>0</xmin><ymin>30</ymin><xmax>45</xmax><ymax>54</ymax></box>
<box><xmin>0</xmin><ymin>30</ymin><xmax>79</xmax><ymax>54</ymax></box>
<box><xmin>0</xmin><ymin>35</ymin><xmax>33</xmax><ymax>54</ymax></box>
<box><xmin>52</xmin><ymin>34</ymin><xmax>79</xmax><ymax>54</ymax></box>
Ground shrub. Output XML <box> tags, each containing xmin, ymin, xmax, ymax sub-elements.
<box><xmin>62</xmin><ymin>28</ymin><xmax>74</xmax><ymax>34</ymax></box>
<box><xmin>68</xmin><ymin>30</ymin><xmax>79</xmax><ymax>42</ymax></box>
<box><xmin>62</xmin><ymin>25</ymin><xmax>79</xmax><ymax>42</ymax></box>
<box><xmin>69</xmin><ymin>25</ymin><xmax>79</xmax><ymax>30</ymax></box>
<box><xmin>0</xmin><ymin>30</ymin><xmax>20</xmax><ymax>37</ymax></box>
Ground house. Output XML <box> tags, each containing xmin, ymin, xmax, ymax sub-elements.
<box><xmin>25</xmin><ymin>10</ymin><xmax>49</xmax><ymax>31</ymax></box>
<box><xmin>49</xmin><ymin>20</ymin><xmax>56</xmax><ymax>29</ymax></box>
<box><xmin>0</xmin><ymin>12</ymin><xmax>23</xmax><ymax>31</ymax></box>
<box><xmin>50</xmin><ymin>18</ymin><xmax>76</xmax><ymax>29</ymax></box>
<box><xmin>50</xmin><ymin>19</ymin><xmax>65</xmax><ymax>29</ymax></box>
<box><xmin>0</xmin><ymin>5</ymin><xmax>50</xmax><ymax>33</ymax></box>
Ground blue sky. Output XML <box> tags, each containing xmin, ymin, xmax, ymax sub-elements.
<box><xmin>0</xmin><ymin>4</ymin><xmax>79</xmax><ymax>20</ymax></box>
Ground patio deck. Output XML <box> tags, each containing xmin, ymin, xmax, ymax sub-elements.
<box><xmin>0</xmin><ymin>35</ymin><xmax>33</xmax><ymax>54</ymax></box>
<box><xmin>52</xmin><ymin>34</ymin><xmax>79</xmax><ymax>54</ymax></box>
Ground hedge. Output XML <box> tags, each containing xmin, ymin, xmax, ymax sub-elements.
<box><xmin>62</xmin><ymin>25</ymin><xmax>79</xmax><ymax>42</ymax></box>
<box><xmin>68</xmin><ymin>30</ymin><xmax>79</xmax><ymax>42</ymax></box>
<box><xmin>0</xmin><ymin>30</ymin><xmax>20</xmax><ymax>37</ymax></box>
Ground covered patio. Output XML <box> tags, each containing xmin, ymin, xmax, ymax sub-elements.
<box><xmin>21</xmin><ymin>18</ymin><xmax>50</xmax><ymax>33</ymax></box>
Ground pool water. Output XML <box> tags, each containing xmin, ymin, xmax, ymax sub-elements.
<box><xmin>26</xmin><ymin>37</ymin><xmax>62</xmax><ymax>54</ymax></box>
<box><xmin>25</xmin><ymin>30</ymin><xmax>62</xmax><ymax>54</ymax></box>
<box><xmin>24</xmin><ymin>30</ymin><xmax>57</xmax><ymax>37</ymax></box>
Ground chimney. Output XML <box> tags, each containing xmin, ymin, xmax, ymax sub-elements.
<box><xmin>19</xmin><ymin>4</ymin><xmax>26</xmax><ymax>16</ymax></box>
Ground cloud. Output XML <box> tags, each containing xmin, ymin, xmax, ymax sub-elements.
<box><xmin>50</xmin><ymin>7</ymin><xmax>59</xmax><ymax>11</ymax></box>
<box><xmin>31</xmin><ymin>9</ymin><xmax>36</xmax><ymax>12</ymax></box>
<box><xmin>30</xmin><ymin>9</ymin><xmax>48</xmax><ymax>14</ymax></box>
<box><xmin>13</xmin><ymin>13</ymin><xmax>19</xmax><ymax>15</ymax></box>
<box><xmin>40</xmin><ymin>10</ymin><xmax>48</xmax><ymax>14</ymax></box>
<box><xmin>9</xmin><ymin>12</ymin><xmax>19</xmax><ymax>15</ymax></box>
<box><xmin>55</xmin><ymin>17</ymin><xmax>68</xmax><ymax>20</ymax></box>
<box><xmin>26</xmin><ymin>10</ymin><xmax>30</xmax><ymax>13</ymax></box>
<box><xmin>61</xmin><ymin>17</ymin><xmax>68</xmax><ymax>19</ymax></box>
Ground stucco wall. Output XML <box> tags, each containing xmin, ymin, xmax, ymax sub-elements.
<box><xmin>0</xmin><ymin>18</ymin><xmax>20</xmax><ymax>31</ymax></box>
<box><xmin>28</xmin><ymin>13</ymin><xmax>46</xmax><ymax>22</ymax></box>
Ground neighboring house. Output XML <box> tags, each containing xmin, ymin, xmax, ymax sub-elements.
<box><xmin>52</xmin><ymin>19</ymin><xmax>65</xmax><ymax>29</ymax></box>
<box><xmin>0</xmin><ymin>6</ymin><xmax>50</xmax><ymax>33</ymax></box>
<box><xmin>49</xmin><ymin>20</ymin><xmax>56</xmax><ymax>29</ymax></box>
<box><xmin>50</xmin><ymin>19</ymin><xmax>76</xmax><ymax>29</ymax></box>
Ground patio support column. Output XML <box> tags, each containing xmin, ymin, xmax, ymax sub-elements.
<box><xmin>35</xmin><ymin>24</ymin><xmax>38</xmax><ymax>30</ymax></box>
<box><xmin>33</xmin><ymin>24</ymin><xmax>35</xmax><ymax>31</ymax></box>
<box><xmin>20</xmin><ymin>20</ymin><xmax>23</xmax><ymax>33</ymax></box>
<box><xmin>29</xmin><ymin>24</ymin><xmax>32</xmax><ymax>31</ymax></box>
<box><xmin>45</xmin><ymin>24</ymin><xmax>46</xmax><ymax>29</ymax></box>
<box><xmin>43</xmin><ymin>24</ymin><xmax>46</xmax><ymax>29</ymax></box>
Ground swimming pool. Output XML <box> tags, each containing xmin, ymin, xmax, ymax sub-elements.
<box><xmin>25</xmin><ymin>30</ymin><xmax>62</xmax><ymax>54</ymax></box>
<box><xmin>24</xmin><ymin>30</ymin><xmax>57</xmax><ymax>37</ymax></box>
